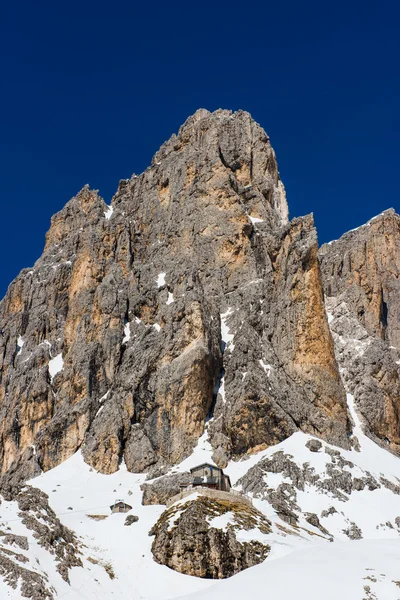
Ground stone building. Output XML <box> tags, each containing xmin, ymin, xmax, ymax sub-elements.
<box><xmin>185</xmin><ymin>463</ymin><xmax>231</xmax><ymax>492</ymax></box>
<box><xmin>110</xmin><ymin>500</ymin><xmax>132</xmax><ymax>514</ymax></box>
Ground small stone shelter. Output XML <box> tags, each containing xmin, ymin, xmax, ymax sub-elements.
<box><xmin>110</xmin><ymin>500</ymin><xmax>132</xmax><ymax>514</ymax></box>
<box><xmin>185</xmin><ymin>463</ymin><xmax>231</xmax><ymax>492</ymax></box>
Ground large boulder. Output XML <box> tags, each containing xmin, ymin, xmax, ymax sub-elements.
<box><xmin>149</xmin><ymin>494</ymin><xmax>271</xmax><ymax>578</ymax></box>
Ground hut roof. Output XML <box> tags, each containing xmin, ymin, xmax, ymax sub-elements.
<box><xmin>189</xmin><ymin>462</ymin><xmax>221</xmax><ymax>473</ymax></box>
<box><xmin>110</xmin><ymin>501</ymin><xmax>132</xmax><ymax>510</ymax></box>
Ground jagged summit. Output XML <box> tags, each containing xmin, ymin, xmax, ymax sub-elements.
<box><xmin>1</xmin><ymin>111</ymin><xmax>400</xmax><ymax>600</ymax></box>
<box><xmin>319</xmin><ymin>207</ymin><xmax>400</xmax><ymax>455</ymax></box>
<box><xmin>320</xmin><ymin>207</ymin><xmax>399</xmax><ymax>249</ymax></box>
<box><xmin>0</xmin><ymin>110</ymin><xmax>349</xmax><ymax>490</ymax></box>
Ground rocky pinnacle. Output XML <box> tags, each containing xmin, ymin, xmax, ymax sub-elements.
<box><xmin>0</xmin><ymin>109</ymin><xmax>351</xmax><ymax>485</ymax></box>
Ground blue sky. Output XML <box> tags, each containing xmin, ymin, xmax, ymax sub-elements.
<box><xmin>0</xmin><ymin>0</ymin><xmax>399</xmax><ymax>297</ymax></box>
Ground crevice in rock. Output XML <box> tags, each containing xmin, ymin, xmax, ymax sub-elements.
<box><xmin>250</xmin><ymin>231</ymin><xmax>267</xmax><ymax>278</ymax></box>
<box><xmin>207</xmin><ymin>369</ymin><xmax>224</xmax><ymax>421</ymax></box>
<box><xmin>218</xmin><ymin>146</ymin><xmax>231</xmax><ymax>170</ymax></box>
<box><xmin>228</xmin><ymin>174</ymin><xmax>239</xmax><ymax>195</ymax></box>
<box><xmin>11</xmin><ymin>413</ymin><xmax>21</xmax><ymax>449</ymax></box>
<box><xmin>262</xmin><ymin>188</ymin><xmax>272</xmax><ymax>206</ymax></box>
<box><xmin>379</xmin><ymin>286</ymin><xmax>388</xmax><ymax>339</ymax></box>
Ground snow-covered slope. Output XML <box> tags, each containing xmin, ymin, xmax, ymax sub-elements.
<box><xmin>0</xmin><ymin>454</ymin><xmax>213</xmax><ymax>600</ymax></box>
<box><xmin>1</xmin><ymin>392</ymin><xmax>400</xmax><ymax>599</ymax></box>
<box><xmin>177</xmin><ymin>539</ymin><xmax>400</xmax><ymax>600</ymax></box>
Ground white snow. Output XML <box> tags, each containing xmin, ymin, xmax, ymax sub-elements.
<box><xmin>1</xmin><ymin>403</ymin><xmax>399</xmax><ymax>600</ymax></box>
<box><xmin>344</xmin><ymin>392</ymin><xmax>400</xmax><ymax>477</ymax></box>
<box><xmin>153</xmin><ymin>323</ymin><xmax>161</xmax><ymax>332</ymax></box>
<box><xmin>99</xmin><ymin>390</ymin><xmax>110</xmax><ymax>403</ymax></box>
<box><xmin>122</xmin><ymin>322</ymin><xmax>131</xmax><ymax>343</ymax></box>
<box><xmin>16</xmin><ymin>335</ymin><xmax>24</xmax><ymax>356</ymax></box>
<box><xmin>248</xmin><ymin>215</ymin><xmax>264</xmax><ymax>224</ymax></box>
<box><xmin>156</xmin><ymin>272</ymin><xmax>166</xmax><ymax>287</ymax></box>
<box><xmin>172</xmin><ymin>429</ymin><xmax>215</xmax><ymax>474</ymax></box>
<box><xmin>21</xmin><ymin>453</ymin><xmax>212</xmax><ymax>600</ymax></box>
<box><xmin>104</xmin><ymin>205</ymin><xmax>114</xmax><ymax>220</ymax></box>
<box><xmin>220</xmin><ymin>308</ymin><xmax>235</xmax><ymax>352</ymax></box>
<box><xmin>177</xmin><ymin>540</ymin><xmax>400</xmax><ymax>600</ymax></box>
<box><xmin>259</xmin><ymin>359</ymin><xmax>272</xmax><ymax>377</ymax></box>
<box><xmin>166</xmin><ymin>292</ymin><xmax>174</xmax><ymax>305</ymax></box>
<box><xmin>218</xmin><ymin>376</ymin><xmax>226</xmax><ymax>403</ymax></box>
<box><xmin>208</xmin><ymin>512</ymin><xmax>234</xmax><ymax>531</ymax></box>
<box><xmin>48</xmin><ymin>353</ymin><xmax>64</xmax><ymax>381</ymax></box>
<box><xmin>1</xmin><ymin>377</ymin><xmax>400</xmax><ymax>600</ymax></box>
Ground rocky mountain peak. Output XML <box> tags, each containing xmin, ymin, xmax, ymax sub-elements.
<box><xmin>319</xmin><ymin>208</ymin><xmax>400</xmax><ymax>346</ymax></box>
<box><xmin>0</xmin><ymin>109</ymin><xmax>349</xmax><ymax>488</ymax></box>
<box><xmin>45</xmin><ymin>185</ymin><xmax>106</xmax><ymax>251</ymax></box>
<box><xmin>147</xmin><ymin>108</ymin><xmax>289</xmax><ymax>226</ymax></box>
<box><xmin>1</xmin><ymin>111</ymin><xmax>400</xmax><ymax>600</ymax></box>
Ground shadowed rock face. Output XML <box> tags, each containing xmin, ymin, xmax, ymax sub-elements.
<box><xmin>319</xmin><ymin>210</ymin><xmax>400</xmax><ymax>453</ymax></box>
<box><xmin>0</xmin><ymin>109</ymin><xmax>350</xmax><ymax>483</ymax></box>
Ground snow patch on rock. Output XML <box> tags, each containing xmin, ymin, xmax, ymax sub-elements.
<box><xmin>157</xmin><ymin>272</ymin><xmax>166</xmax><ymax>287</ymax></box>
<box><xmin>104</xmin><ymin>205</ymin><xmax>114</xmax><ymax>220</ymax></box>
<box><xmin>48</xmin><ymin>353</ymin><xmax>64</xmax><ymax>381</ymax></box>
<box><xmin>122</xmin><ymin>323</ymin><xmax>131</xmax><ymax>343</ymax></box>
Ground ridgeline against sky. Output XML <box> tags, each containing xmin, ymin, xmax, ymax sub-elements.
<box><xmin>1</xmin><ymin>0</ymin><xmax>399</xmax><ymax>297</ymax></box>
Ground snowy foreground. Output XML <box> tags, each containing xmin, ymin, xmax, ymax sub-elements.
<box><xmin>1</xmin><ymin>394</ymin><xmax>400</xmax><ymax>599</ymax></box>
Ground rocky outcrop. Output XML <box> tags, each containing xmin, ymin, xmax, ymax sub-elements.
<box><xmin>141</xmin><ymin>472</ymin><xmax>190</xmax><ymax>505</ymax></box>
<box><xmin>319</xmin><ymin>210</ymin><xmax>400</xmax><ymax>452</ymax></box>
<box><xmin>208</xmin><ymin>213</ymin><xmax>350</xmax><ymax>464</ymax></box>
<box><xmin>0</xmin><ymin>551</ymin><xmax>54</xmax><ymax>600</ymax></box>
<box><xmin>0</xmin><ymin>485</ymin><xmax>82</xmax><ymax>598</ymax></box>
<box><xmin>149</xmin><ymin>495</ymin><xmax>271</xmax><ymax>578</ymax></box>
<box><xmin>319</xmin><ymin>210</ymin><xmax>400</xmax><ymax>346</ymax></box>
<box><xmin>124</xmin><ymin>515</ymin><xmax>139</xmax><ymax>526</ymax></box>
<box><xmin>0</xmin><ymin>108</ymin><xmax>349</xmax><ymax>484</ymax></box>
<box><xmin>237</xmin><ymin>444</ymin><xmax>383</xmax><ymax>533</ymax></box>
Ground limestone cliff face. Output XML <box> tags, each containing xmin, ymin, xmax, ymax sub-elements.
<box><xmin>319</xmin><ymin>210</ymin><xmax>400</xmax><ymax>453</ymax></box>
<box><xmin>208</xmin><ymin>213</ymin><xmax>349</xmax><ymax>465</ymax></box>
<box><xmin>0</xmin><ymin>109</ymin><xmax>349</xmax><ymax>484</ymax></box>
<box><xmin>319</xmin><ymin>209</ymin><xmax>400</xmax><ymax>347</ymax></box>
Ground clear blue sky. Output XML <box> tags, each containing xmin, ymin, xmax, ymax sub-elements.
<box><xmin>1</xmin><ymin>0</ymin><xmax>399</xmax><ymax>298</ymax></box>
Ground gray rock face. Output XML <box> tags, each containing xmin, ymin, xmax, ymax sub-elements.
<box><xmin>141</xmin><ymin>472</ymin><xmax>190</xmax><ymax>505</ymax></box>
<box><xmin>319</xmin><ymin>209</ymin><xmax>400</xmax><ymax>347</ymax></box>
<box><xmin>306</xmin><ymin>439</ymin><xmax>322</xmax><ymax>452</ymax></box>
<box><xmin>0</xmin><ymin>108</ymin><xmax>349</xmax><ymax>484</ymax></box>
<box><xmin>237</xmin><ymin>445</ymin><xmax>383</xmax><ymax>528</ymax></box>
<box><xmin>342</xmin><ymin>522</ymin><xmax>363</xmax><ymax>540</ymax></box>
<box><xmin>124</xmin><ymin>515</ymin><xmax>139</xmax><ymax>526</ymax></box>
<box><xmin>149</xmin><ymin>495</ymin><xmax>271</xmax><ymax>578</ymax></box>
<box><xmin>319</xmin><ymin>210</ymin><xmax>400</xmax><ymax>453</ymax></box>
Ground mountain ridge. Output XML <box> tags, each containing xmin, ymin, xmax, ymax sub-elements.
<box><xmin>0</xmin><ymin>108</ymin><xmax>350</xmax><ymax>489</ymax></box>
<box><xmin>0</xmin><ymin>109</ymin><xmax>400</xmax><ymax>599</ymax></box>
